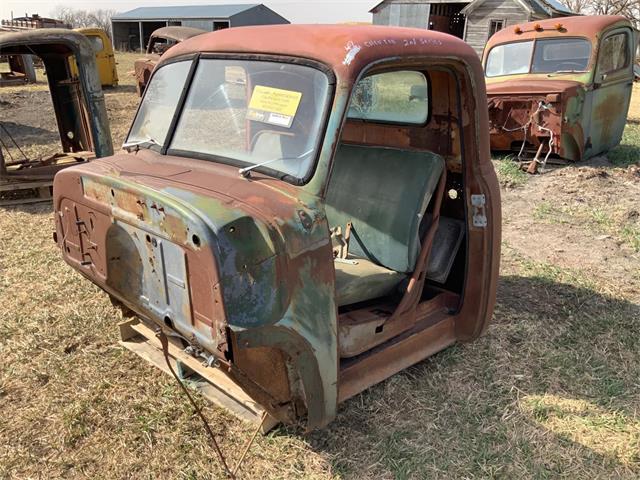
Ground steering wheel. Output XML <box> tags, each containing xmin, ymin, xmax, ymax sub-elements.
<box><xmin>556</xmin><ymin>61</ymin><xmax>585</xmax><ymax>71</ymax></box>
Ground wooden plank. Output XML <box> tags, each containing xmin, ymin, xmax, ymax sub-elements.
<box><xmin>118</xmin><ymin>318</ymin><xmax>279</xmax><ymax>434</ymax></box>
<box><xmin>0</xmin><ymin>180</ymin><xmax>53</xmax><ymax>192</ymax></box>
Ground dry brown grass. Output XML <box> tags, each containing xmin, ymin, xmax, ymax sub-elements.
<box><xmin>1</xmin><ymin>53</ymin><xmax>640</xmax><ymax>479</ymax></box>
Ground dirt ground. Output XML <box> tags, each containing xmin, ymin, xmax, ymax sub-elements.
<box><xmin>1</xmin><ymin>54</ymin><xmax>639</xmax><ymax>479</ymax></box>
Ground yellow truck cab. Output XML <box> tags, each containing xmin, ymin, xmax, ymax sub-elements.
<box><xmin>70</xmin><ymin>28</ymin><xmax>118</xmax><ymax>87</ymax></box>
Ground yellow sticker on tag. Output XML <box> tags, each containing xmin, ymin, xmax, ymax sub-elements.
<box><xmin>247</xmin><ymin>86</ymin><xmax>302</xmax><ymax>128</ymax></box>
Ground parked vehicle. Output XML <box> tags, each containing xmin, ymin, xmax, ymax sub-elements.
<box><xmin>53</xmin><ymin>25</ymin><xmax>500</xmax><ymax>429</ymax></box>
<box><xmin>134</xmin><ymin>26</ymin><xmax>205</xmax><ymax>96</ymax></box>
<box><xmin>483</xmin><ymin>16</ymin><xmax>636</xmax><ymax>163</ymax></box>
<box><xmin>0</xmin><ymin>29</ymin><xmax>112</xmax><ymax>205</ymax></box>
<box><xmin>70</xmin><ymin>28</ymin><xmax>119</xmax><ymax>87</ymax></box>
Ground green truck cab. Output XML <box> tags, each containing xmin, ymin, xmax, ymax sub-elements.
<box><xmin>53</xmin><ymin>25</ymin><xmax>500</xmax><ymax>429</ymax></box>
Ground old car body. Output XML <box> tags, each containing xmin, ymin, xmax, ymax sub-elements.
<box><xmin>134</xmin><ymin>26</ymin><xmax>205</xmax><ymax>96</ymax></box>
<box><xmin>53</xmin><ymin>25</ymin><xmax>500</xmax><ymax>429</ymax></box>
<box><xmin>483</xmin><ymin>16</ymin><xmax>636</xmax><ymax>162</ymax></box>
<box><xmin>0</xmin><ymin>29</ymin><xmax>112</xmax><ymax>185</ymax></box>
<box><xmin>69</xmin><ymin>28</ymin><xmax>119</xmax><ymax>87</ymax></box>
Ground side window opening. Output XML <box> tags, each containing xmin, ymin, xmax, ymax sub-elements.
<box><xmin>598</xmin><ymin>32</ymin><xmax>629</xmax><ymax>74</ymax></box>
<box><xmin>330</xmin><ymin>67</ymin><xmax>466</xmax><ymax>358</ymax></box>
<box><xmin>347</xmin><ymin>70</ymin><xmax>430</xmax><ymax>125</ymax></box>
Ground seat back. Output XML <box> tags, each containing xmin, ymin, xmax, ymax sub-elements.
<box><xmin>325</xmin><ymin>144</ymin><xmax>444</xmax><ymax>273</ymax></box>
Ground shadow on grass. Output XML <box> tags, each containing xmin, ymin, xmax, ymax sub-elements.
<box><xmin>104</xmin><ymin>84</ymin><xmax>139</xmax><ymax>96</ymax></box>
<box><xmin>298</xmin><ymin>274</ymin><xmax>640</xmax><ymax>478</ymax></box>
<box><xmin>1</xmin><ymin>121</ymin><xmax>59</xmax><ymax>147</ymax></box>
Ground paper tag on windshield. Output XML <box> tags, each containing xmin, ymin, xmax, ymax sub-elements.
<box><xmin>247</xmin><ymin>86</ymin><xmax>302</xmax><ymax>129</ymax></box>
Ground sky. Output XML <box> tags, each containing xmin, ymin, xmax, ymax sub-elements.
<box><xmin>0</xmin><ymin>0</ymin><xmax>379</xmax><ymax>24</ymax></box>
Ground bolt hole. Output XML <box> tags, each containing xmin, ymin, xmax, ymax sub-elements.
<box><xmin>145</xmin><ymin>234</ymin><xmax>151</xmax><ymax>243</ymax></box>
<box><xmin>375</xmin><ymin>325</ymin><xmax>384</xmax><ymax>334</ymax></box>
<box><xmin>66</xmin><ymin>246</ymin><xmax>70</xmax><ymax>253</ymax></box>
<box><xmin>164</xmin><ymin>316</ymin><xmax>173</xmax><ymax>328</ymax></box>
<box><xmin>110</xmin><ymin>189</ymin><xmax>115</xmax><ymax>197</ymax></box>
<box><xmin>192</xmin><ymin>234</ymin><xmax>201</xmax><ymax>247</ymax></box>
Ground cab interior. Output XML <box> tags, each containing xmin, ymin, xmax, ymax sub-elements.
<box><xmin>324</xmin><ymin>65</ymin><xmax>467</xmax><ymax>362</ymax></box>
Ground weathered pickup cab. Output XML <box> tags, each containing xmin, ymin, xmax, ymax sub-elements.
<box><xmin>53</xmin><ymin>25</ymin><xmax>500</xmax><ymax>429</ymax></box>
<box><xmin>483</xmin><ymin>16</ymin><xmax>636</xmax><ymax>162</ymax></box>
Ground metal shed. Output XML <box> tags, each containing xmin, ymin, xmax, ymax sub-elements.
<box><xmin>111</xmin><ymin>3</ymin><xmax>289</xmax><ymax>52</ymax></box>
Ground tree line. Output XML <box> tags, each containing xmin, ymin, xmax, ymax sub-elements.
<box><xmin>50</xmin><ymin>6</ymin><xmax>117</xmax><ymax>38</ymax></box>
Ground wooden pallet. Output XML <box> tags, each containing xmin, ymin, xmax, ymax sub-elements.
<box><xmin>119</xmin><ymin>318</ymin><xmax>279</xmax><ymax>434</ymax></box>
<box><xmin>0</xmin><ymin>179</ymin><xmax>52</xmax><ymax>206</ymax></box>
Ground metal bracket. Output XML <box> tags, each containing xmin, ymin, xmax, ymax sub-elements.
<box><xmin>330</xmin><ymin>222</ymin><xmax>353</xmax><ymax>259</ymax></box>
<box><xmin>471</xmin><ymin>194</ymin><xmax>487</xmax><ymax>228</ymax></box>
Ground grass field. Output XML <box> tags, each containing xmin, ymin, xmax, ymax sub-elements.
<box><xmin>1</xmin><ymin>54</ymin><xmax>639</xmax><ymax>479</ymax></box>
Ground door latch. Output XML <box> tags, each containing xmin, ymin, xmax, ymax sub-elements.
<box><xmin>471</xmin><ymin>194</ymin><xmax>487</xmax><ymax>228</ymax></box>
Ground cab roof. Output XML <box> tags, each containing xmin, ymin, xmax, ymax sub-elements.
<box><xmin>485</xmin><ymin>15</ymin><xmax>631</xmax><ymax>52</ymax></box>
<box><xmin>161</xmin><ymin>24</ymin><xmax>482</xmax><ymax>80</ymax></box>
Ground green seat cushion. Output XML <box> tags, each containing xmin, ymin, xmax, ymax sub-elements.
<box><xmin>335</xmin><ymin>259</ymin><xmax>406</xmax><ymax>307</ymax></box>
<box><xmin>325</xmin><ymin>144</ymin><xmax>445</xmax><ymax>273</ymax></box>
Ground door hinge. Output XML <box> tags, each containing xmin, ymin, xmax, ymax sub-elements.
<box><xmin>471</xmin><ymin>194</ymin><xmax>487</xmax><ymax>228</ymax></box>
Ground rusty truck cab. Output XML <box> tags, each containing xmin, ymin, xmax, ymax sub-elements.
<box><xmin>483</xmin><ymin>16</ymin><xmax>636</xmax><ymax>163</ymax></box>
<box><xmin>0</xmin><ymin>29</ymin><xmax>112</xmax><ymax>190</ymax></box>
<box><xmin>53</xmin><ymin>25</ymin><xmax>500</xmax><ymax>429</ymax></box>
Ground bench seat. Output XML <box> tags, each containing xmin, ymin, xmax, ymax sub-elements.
<box><xmin>334</xmin><ymin>259</ymin><xmax>406</xmax><ymax>307</ymax></box>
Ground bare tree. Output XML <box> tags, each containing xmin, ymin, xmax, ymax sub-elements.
<box><xmin>560</xmin><ymin>0</ymin><xmax>591</xmax><ymax>14</ymax></box>
<box><xmin>559</xmin><ymin>0</ymin><xmax>640</xmax><ymax>27</ymax></box>
<box><xmin>50</xmin><ymin>5</ymin><xmax>117</xmax><ymax>38</ymax></box>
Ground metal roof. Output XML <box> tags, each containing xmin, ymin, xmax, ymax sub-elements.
<box><xmin>112</xmin><ymin>4</ymin><xmax>260</xmax><ymax>20</ymax></box>
<box><xmin>539</xmin><ymin>0</ymin><xmax>573</xmax><ymax>14</ymax></box>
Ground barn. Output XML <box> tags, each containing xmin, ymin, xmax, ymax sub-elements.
<box><xmin>370</xmin><ymin>0</ymin><xmax>573</xmax><ymax>55</ymax></box>
<box><xmin>111</xmin><ymin>4</ymin><xmax>289</xmax><ymax>52</ymax></box>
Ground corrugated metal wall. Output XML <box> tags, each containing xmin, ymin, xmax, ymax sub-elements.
<box><xmin>373</xmin><ymin>3</ymin><xmax>430</xmax><ymax>29</ymax></box>
<box><xmin>182</xmin><ymin>19</ymin><xmax>214</xmax><ymax>30</ymax></box>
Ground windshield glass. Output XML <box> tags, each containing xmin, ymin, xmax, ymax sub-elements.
<box><xmin>486</xmin><ymin>41</ymin><xmax>534</xmax><ymax>77</ymax></box>
<box><xmin>127</xmin><ymin>58</ymin><xmax>330</xmax><ymax>181</ymax></box>
<box><xmin>486</xmin><ymin>38</ymin><xmax>592</xmax><ymax>77</ymax></box>
<box><xmin>531</xmin><ymin>38</ymin><xmax>591</xmax><ymax>73</ymax></box>
<box><xmin>128</xmin><ymin>60</ymin><xmax>192</xmax><ymax>147</ymax></box>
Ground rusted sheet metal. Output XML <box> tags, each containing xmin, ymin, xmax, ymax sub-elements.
<box><xmin>164</xmin><ymin>24</ymin><xmax>484</xmax><ymax>84</ymax></box>
<box><xmin>134</xmin><ymin>26</ymin><xmax>206</xmax><ymax>96</ymax></box>
<box><xmin>483</xmin><ymin>16</ymin><xmax>635</xmax><ymax>163</ymax></box>
<box><xmin>54</xmin><ymin>25</ymin><xmax>501</xmax><ymax>430</ymax></box>
<box><xmin>0</xmin><ymin>29</ymin><xmax>112</xmax><ymax>198</ymax></box>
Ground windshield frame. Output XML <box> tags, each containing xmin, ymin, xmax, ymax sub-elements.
<box><xmin>485</xmin><ymin>36</ymin><xmax>593</xmax><ymax>78</ymax></box>
<box><xmin>125</xmin><ymin>52</ymin><xmax>336</xmax><ymax>187</ymax></box>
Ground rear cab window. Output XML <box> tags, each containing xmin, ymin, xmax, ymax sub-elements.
<box><xmin>348</xmin><ymin>70</ymin><xmax>430</xmax><ymax>124</ymax></box>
